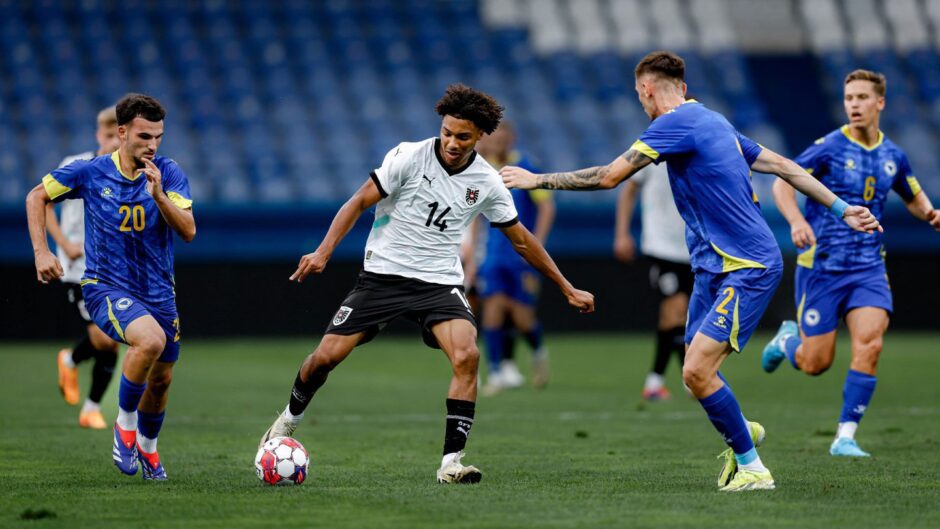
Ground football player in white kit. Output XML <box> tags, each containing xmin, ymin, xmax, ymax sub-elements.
<box><xmin>614</xmin><ymin>162</ymin><xmax>692</xmax><ymax>401</ymax></box>
<box><xmin>50</xmin><ymin>106</ymin><xmax>122</xmax><ymax>429</ymax></box>
<box><xmin>260</xmin><ymin>84</ymin><xmax>595</xmax><ymax>484</ymax></box>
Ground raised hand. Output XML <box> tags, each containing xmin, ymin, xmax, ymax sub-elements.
<box><xmin>142</xmin><ymin>158</ymin><xmax>163</xmax><ymax>196</ymax></box>
<box><xmin>500</xmin><ymin>166</ymin><xmax>538</xmax><ymax>190</ymax></box>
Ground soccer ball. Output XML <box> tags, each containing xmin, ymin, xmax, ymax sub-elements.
<box><xmin>255</xmin><ymin>437</ymin><xmax>309</xmax><ymax>486</ymax></box>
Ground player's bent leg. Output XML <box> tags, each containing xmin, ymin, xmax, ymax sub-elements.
<box><xmin>509</xmin><ymin>301</ymin><xmax>544</xmax><ymax>388</ymax></box>
<box><xmin>685</xmin><ymin>333</ymin><xmax>773</xmax><ymax>491</ymax></box>
<box><xmin>432</xmin><ymin>319</ymin><xmax>483</xmax><ymax>484</ymax></box>
<box><xmin>831</xmin><ymin>308</ymin><xmax>888</xmax><ymax>457</ymax></box>
<box><xmin>761</xmin><ymin>320</ymin><xmax>798</xmax><ymax>373</ymax></box>
<box><xmin>797</xmin><ymin>331</ymin><xmax>837</xmax><ymax>376</ymax></box>
<box><xmin>260</xmin><ymin>333</ymin><xmax>363</xmax><ymax>448</ymax></box>
<box><xmin>136</xmin><ymin>361</ymin><xmax>174</xmax><ymax>481</ymax></box>
<box><xmin>112</xmin><ymin>316</ymin><xmax>166</xmax><ymax>476</ymax></box>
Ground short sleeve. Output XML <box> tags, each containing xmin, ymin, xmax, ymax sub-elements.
<box><xmin>161</xmin><ymin>160</ymin><xmax>193</xmax><ymax>209</ymax></box>
<box><xmin>793</xmin><ymin>136</ymin><xmax>831</xmax><ymax>179</ymax></box>
<box><xmin>735</xmin><ymin>131</ymin><xmax>763</xmax><ymax>166</ymax></box>
<box><xmin>891</xmin><ymin>153</ymin><xmax>921</xmax><ymax>202</ymax></box>
<box><xmin>484</xmin><ymin>183</ymin><xmax>519</xmax><ymax>228</ymax></box>
<box><xmin>370</xmin><ymin>143</ymin><xmax>410</xmax><ymax>198</ymax></box>
<box><xmin>43</xmin><ymin>160</ymin><xmax>90</xmax><ymax>202</ymax></box>
<box><xmin>631</xmin><ymin>110</ymin><xmax>695</xmax><ymax>165</ymax></box>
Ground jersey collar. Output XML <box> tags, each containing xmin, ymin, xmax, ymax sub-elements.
<box><xmin>840</xmin><ymin>125</ymin><xmax>884</xmax><ymax>151</ymax></box>
<box><xmin>434</xmin><ymin>138</ymin><xmax>477</xmax><ymax>176</ymax></box>
<box><xmin>111</xmin><ymin>151</ymin><xmax>144</xmax><ymax>181</ymax></box>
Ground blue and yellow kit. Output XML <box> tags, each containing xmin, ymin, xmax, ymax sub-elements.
<box><xmin>791</xmin><ymin>126</ymin><xmax>921</xmax><ymax>335</ymax></box>
<box><xmin>631</xmin><ymin>100</ymin><xmax>783</xmax><ymax>351</ymax></box>
<box><xmin>479</xmin><ymin>153</ymin><xmax>549</xmax><ymax>306</ymax></box>
<box><xmin>42</xmin><ymin>151</ymin><xmax>193</xmax><ymax>361</ymax></box>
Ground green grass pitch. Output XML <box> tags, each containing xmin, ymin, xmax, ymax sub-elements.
<box><xmin>1</xmin><ymin>333</ymin><xmax>938</xmax><ymax>528</ymax></box>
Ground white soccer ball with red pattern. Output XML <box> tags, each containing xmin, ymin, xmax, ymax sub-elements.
<box><xmin>255</xmin><ymin>436</ymin><xmax>309</xmax><ymax>486</ymax></box>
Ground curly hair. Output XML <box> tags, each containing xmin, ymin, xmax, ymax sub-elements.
<box><xmin>116</xmin><ymin>93</ymin><xmax>166</xmax><ymax>126</ymax></box>
<box><xmin>634</xmin><ymin>51</ymin><xmax>685</xmax><ymax>82</ymax></box>
<box><xmin>434</xmin><ymin>84</ymin><xmax>504</xmax><ymax>134</ymax></box>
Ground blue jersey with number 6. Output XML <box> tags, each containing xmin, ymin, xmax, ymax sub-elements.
<box><xmin>41</xmin><ymin>151</ymin><xmax>193</xmax><ymax>303</ymax></box>
<box><xmin>793</xmin><ymin>126</ymin><xmax>921</xmax><ymax>272</ymax></box>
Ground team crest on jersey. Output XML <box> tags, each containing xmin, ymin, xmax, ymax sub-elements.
<box><xmin>333</xmin><ymin>306</ymin><xmax>353</xmax><ymax>326</ymax></box>
<box><xmin>804</xmin><ymin>308</ymin><xmax>821</xmax><ymax>327</ymax></box>
<box><xmin>465</xmin><ymin>187</ymin><xmax>480</xmax><ymax>206</ymax></box>
<box><xmin>115</xmin><ymin>298</ymin><xmax>133</xmax><ymax>311</ymax></box>
<box><xmin>100</xmin><ymin>187</ymin><xmax>115</xmax><ymax>199</ymax></box>
<box><xmin>884</xmin><ymin>160</ymin><xmax>897</xmax><ymax>176</ymax></box>
<box><xmin>845</xmin><ymin>159</ymin><xmax>856</xmax><ymax>170</ymax></box>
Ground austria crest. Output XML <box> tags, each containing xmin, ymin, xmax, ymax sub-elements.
<box><xmin>333</xmin><ymin>306</ymin><xmax>353</xmax><ymax>326</ymax></box>
<box><xmin>465</xmin><ymin>187</ymin><xmax>480</xmax><ymax>206</ymax></box>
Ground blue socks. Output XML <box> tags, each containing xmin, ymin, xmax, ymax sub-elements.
<box><xmin>840</xmin><ymin>369</ymin><xmax>877</xmax><ymax>424</ymax></box>
<box><xmin>482</xmin><ymin>328</ymin><xmax>505</xmax><ymax>374</ymax></box>
<box><xmin>782</xmin><ymin>334</ymin><xmax>801</xmax><ymax>369</ymax></box>
<box><xmin>138</xmin><ymin>410</ymin><xmax>166</xmax><ymax>440</ymax></box>
<box><xmin>699</xmin><ymin>383</ymin><xmax>755</xmax><ymax>460</ymax></box>
<box><xmin>118</xmin><ymin>374</ymin><xmax>146</xmax><ymax>413</ymax></box>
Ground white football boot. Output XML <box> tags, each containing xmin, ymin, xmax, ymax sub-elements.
<box><xmin>436</xmin><ymin>451</ymin><xmax>483</xmax><ymax>484</ymax></box>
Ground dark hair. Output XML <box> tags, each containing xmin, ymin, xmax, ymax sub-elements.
<box><xmin>116</xmin><ymin>93</ymin><xmax>166</xmax><ymax>126</ymax></box>
<box><xmin>844</xmin><ymin>69</ymin><xmax>886</xmax><ymax>97</ymax></box>
<box><xmin>434</xmin><ymin>84</ymin><xmax>503</xmax><ymax>134</ymax></box>
<box><xmin>634</xmin><ymin>51</ymin><xmax>685</xmax><ymax>82</ymax></box>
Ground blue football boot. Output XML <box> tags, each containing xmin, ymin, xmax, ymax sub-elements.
<box><xmin>762</xmin><ymin>320</ymin><xmax>798</xmax><ymax>373</ymax></box>
<box><xmin>112</xmin><ymin>423</ymin><xmax>139</xmax><ymax>475</ymax></box>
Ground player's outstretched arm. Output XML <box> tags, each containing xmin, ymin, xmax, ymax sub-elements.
<box><xmin>25</xmin><ymin>183</ymin><xmax>64</xmax><ymax>283</ymax></box>
<box><xmin>290</xmin><ymin>178</ymin><xmax>383</xmax><ymax>283</ymax></box>
<box><xmin>143</xmin><ymin>159</ymin><xmax>196</xmax><ymax>243</ymax></box>
<box><xmin>500</xmin><ymin>149</ymin><xmax>653</xmax><ymax>191</ymax></box>
<box><xmin>751</xmin><ymin>148</ymin><xmax>882</xmax><ymax>234</ymax></box>
<box><xmin>771</xmin><ymin>179</ymin><xmax>816</xmax><ymax>249</ymax></box>
<box><xmin>613</xmin><ymin>180</ymin><xmax>639</xmax><ymax>262</ymax></box>
<box><xmin>903</xmin><ymin>191</ymin><xmax>940</xmax><ymax>231</ymax></box>
<box><xmin>499</xmin><ymin>222</ymin><xmax>594</xmax><ymax>313</ymax></box>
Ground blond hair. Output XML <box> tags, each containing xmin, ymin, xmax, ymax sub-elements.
<box><xmin>844</xmin><ymin>69</ymin><xmax>886</xmax><ymax>97</ymax></box>
<box><xmin>97</xmin><ymin>105</ymin><xmax>118</xmax><ymax>127</ymax></box>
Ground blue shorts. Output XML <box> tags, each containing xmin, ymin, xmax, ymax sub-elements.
<box><xmin>686</xmin><ymin>266</ymin><xmax>782</xmax><ymax>352</ymax></box>
<box><xmin>82</xmin><ymin>282</ymin><xmax>181</xmax><ymax>362</ymax></box>
<box><xmin>794</xmin><ymin>263</ymin><xmax>892</xmax><ymax>337</ymax></box>
<box><xmin>478</xmin><ymin>261</ymin><xmax>540</xmax><ymax>306</ymax></box>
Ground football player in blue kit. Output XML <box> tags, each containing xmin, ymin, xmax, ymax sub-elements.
<box><xmin>762</xmin><ymin>70</ymin><xmax>940</xmax><ymax>457</ymax></box>
<box><xmin>502</xmin><ymin>51</ymin><xmax>882</xmax><ymax>491</ymax></box>
<box><xmin>474</xmin><ymin>122</ymin><xmax>555</xmax><ymax>393</ymax></box>
<box><xmin>27</xmin><ymin>93</ymin><xmax>196</xmax><ymax>481</ymax></box>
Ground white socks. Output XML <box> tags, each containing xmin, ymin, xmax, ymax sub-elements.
<box><xmin>837</xmin><ymin>421</ymin><xmax>858</xmax><ymax>440</ymax></box>
<box><xmin>137</xmin><ymin>433</ymin><xmax>157</xmax><ymax>454</ymax></box>
<box><xmin>644</xmin><ymin>373</ymin><xmax>664</xmax><ymax>391</ymax></box>
<box><xmin>283</xmin><ymin>405</ymin><xmax>303</xmax><ymax>424</ymax></box>
<box><xmin>81</xmin><ymin>400</ymin><xmax>100</xmax><ymax>414</ymax></box>
<box><xmin>116</xmin><ymin>408</ymin><xmax>137</xmax><ymax>431</ymax></box>
<box><xmin>739</xmin><ymin>455</ymin><xmax>767</xmax><ymax>473</ymax></box>
<box><xmin>62</xmin><ymin>352</ymin><xmax>76</xmax><ymax>369</ymax></box>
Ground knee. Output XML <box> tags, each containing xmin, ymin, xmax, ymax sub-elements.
<box><xmin>852</xmin><ymin>336</ymin><xmax>882</xmax><ymax>371</ymax></box>
<box><xmin>801</xmin><ymin>359</ymin><xmax>831</xmax><ymax>376</ymax></box>
<box><xmin>134</xmin><ymin>330</ymin><xmax>166</xmax><ymax>359</ymax></box>
<box><xmin>681</xmin><ymin>364</ymin><xmax>709</xmax><ymax>393</ymax></box>
<box><xmin>451</xmin><ymin>344</ymin><xmax>480</xmax><ymax>376</ymax></box>
<box><xmin>147</xmin><ymin>371</ymin><xmax>173</xmax><ymax>394</ymax></box>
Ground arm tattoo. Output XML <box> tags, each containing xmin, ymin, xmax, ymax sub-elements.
<box><xmin>536</xmin><ymin>166</ymin><xmax>610</xmax><ymax>190</ymax></box>
<box><xmin>621</xmin><ymin>149</ymin><xmax>653</xmax><ymax>169</ymax></box>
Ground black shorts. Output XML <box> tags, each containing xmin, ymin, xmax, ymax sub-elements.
<box><xmin>325</xmin><ymin>271</ymin><xmax>477</xmax><ymax>349</ymax></box>
<box><xmin>648</xmin><ymin>256</ymin><xmax>694</xmax><ymax>298</ymax></box>
<box><xmin>64</xmin><ymin>282</ymin><xmax>93</xmax><ymax>325</ymax></box>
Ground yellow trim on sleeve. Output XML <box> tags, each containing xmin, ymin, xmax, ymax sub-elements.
<box><xmin>796</xmin><ymin>244</ymin><xmax>815</xmax><ymax>269</ymax></box>
<box><xmin>840</xmin><ymin>125</ymin><xmax>883</xmax><ymax>151</ymax></box>
<box><xmin>729</xmin><ymin>295</ymin><xmax>741</xmax><ymax>352</ymax></box>
<box><xmin>630</xmin><ymin>140</ymin><xmax>660</xmax><ymax>161</ymax></box>
<box><xmin>710</xmin><ymin>243</ymin><xmax>767</xmax><ymax>272</ymax></box>
<box><xmin>42</xmin><ymin>174</ymin><xmax>72</xmax><ymax>200</ymax></box>
<box><xmin>167</xmin><ymin>192</ymin><xmax>193</xmax><ymax>209</ymax></box>
<box><xmin>106</xmin><ymin>296</ymin><xmax>126</xmax><ymax>342</ymax></box>
<box><xmin>906</xmin><ymin>176</ymin><xmax>922</xmax><ymax>197</ymax></box>
<box><xmin>80</xmin><ymin>278</ymin><xmax>99</xmax><ymax>286</ymax></box>
<box><xmin>804</xmin><ymin>168</ymin><xmax>814</xmax><ymax>175</ymax></box>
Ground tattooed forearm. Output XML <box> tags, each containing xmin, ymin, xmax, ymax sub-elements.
<box><xmin>621</xmin><ymin>149</ymin><xmax>653</xmax><ymax>169</ymax></box>
<box><xmin>536</xmin><ymin>166</ymin><xmax>610</xmax><ymax>190</ymax></box>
